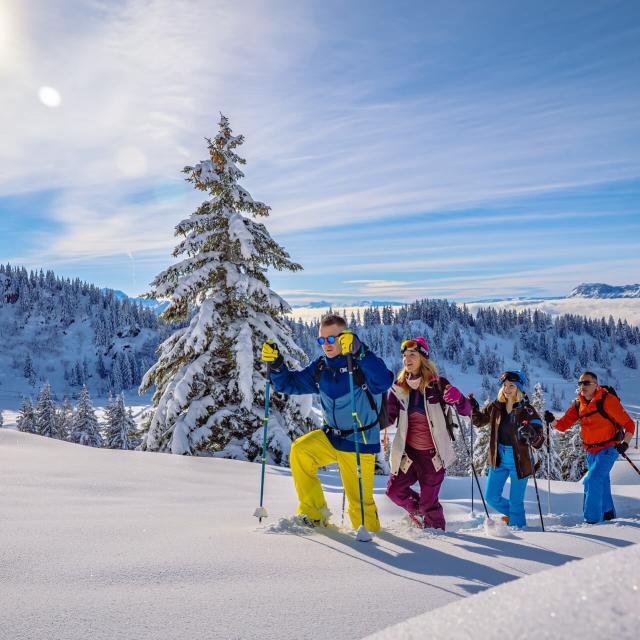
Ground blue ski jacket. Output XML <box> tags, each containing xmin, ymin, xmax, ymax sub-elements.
<box><xmin>270</xmin><ymin>347</ymin><xmax>394</xmax><ymax>454</ymax></box>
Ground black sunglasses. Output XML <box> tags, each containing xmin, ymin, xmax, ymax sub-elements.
<box><xmin>577</xmin><ymin>380</ymin><xmax>595</xmax><ymax>387</ymax></box>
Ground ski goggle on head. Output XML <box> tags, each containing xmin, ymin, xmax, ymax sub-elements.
<box><xmin>400</xmin><ymin>339</ymin><xmax>429</xmax><ymax>359</ymax></box>
<box><xmin>317</xmin><ymin>335</ymin><xmax>337</xmax><ymax>346</ymax></box>
<box><xmin>500</xmin><ymin>371</ymin><xmax>522</xmax><ymax>384</ymax></box>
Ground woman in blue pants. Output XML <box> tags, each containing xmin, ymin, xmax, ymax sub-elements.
<box><xmin>470</xmin><ymin>371</ymin><xmax>544</xmax><ymax>528</ymax></box>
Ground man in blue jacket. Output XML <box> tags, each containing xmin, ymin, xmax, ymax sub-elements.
<box><xmin>261</xmin><ymin>314</ymin><xmax>393</xmax><ymax>531</ymax></box>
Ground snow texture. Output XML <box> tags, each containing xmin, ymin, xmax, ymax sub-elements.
<box><xmin>1</xmin><ymin>428</ymin><xmax>639</xmax><ymax>640</ymax></box>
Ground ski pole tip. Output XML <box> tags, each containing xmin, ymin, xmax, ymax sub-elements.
<box><xmin>356</xmin><ymin>525</ymin><xmax>373</xmax><ymax>542</ymax></box>
<box><xmin>253</xmin><ymin>506</ymin><xmax>268</xmax><ymax>520</ymax></box>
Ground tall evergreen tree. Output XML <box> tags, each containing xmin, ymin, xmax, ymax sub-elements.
<box><xmin>448</xmin><ymin>418</ymin><xmax>472</xmax><ymax>477</ymax></box>
<box><xmin>530</xmin><ymin>383</ymin><xmax>562</xmax><ymax>480</ymax></box>
<box><xmin>472</xmin><ymin>422</ymin><xmax>491</xmax><ymax>476</ymax></box>
<box><xmin>35</xmin><ymin>382</ymin><xmax>57</xmax><ymax>438</ymax></box>
<box><xmin>16</xmin><ymin>398</ymin><xmax>36</xmax><ymax>433</ymax></box>
<box><xmin>105</xmin><ymin>393</ymin><xmax>138</xmax><ymax>450</ymax></box>
<box><xmin>56</xmin><ymin>398</ymin><xmax>74</xmax><ymax>441</ymax></box>
<box><xmin>140</xmin><ymin>115</ymin><xmax>313</xmax><ymax>460</ymax></box>
<box><xmin>624</xmin><ymin>350</ymin><xmax>637</xmax><ymax>369</ymax></box>
<box><xmin>559</xmin><ymin>424</ymin><xmax>587</xmax><ymax>481</ymax></box>
<box><xmin>70</xmin><ymin>386</ymin><xmax>102</xmax><ymax>447</ymax></box>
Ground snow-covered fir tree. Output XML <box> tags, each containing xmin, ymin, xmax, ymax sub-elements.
<box><xmin>448</xmin><ymin>417</ymin><xmax>473</xmax><ymax>477</ymax></box>
<box><xmin>104</xmin><ymin>393</ymin><xmax>138</xmax><ymax>450</ymax></box>
<box><xmin>472</xmin><ymin>402</ymin><xmax>492</xmax><ymax>476</ymax></box>
<box><xmin>69</xmin><ymin>386</ymin><xmax>102</xmax><ymax>447</ymax></box>
<box><xmin>23</xmin><ymin>354</ymin><xmax>36</xmax><ymax>385</ymax></box>
<box><xmin>35</xmin><ymin>382</ymin><xmax>57</xmax><ymax>438</ymax></box>
<box><xmin>16</xmin><ymin>398</ymin><xmax>36</xmax><ymax>433</ymax></box>
<box><xmin>530</xmin><ymin>383</ymin><xmax>562</xmax><ymax>480</ymax></box>
<box><xmin>0</xmin><ymin>409</ymin><xmax>3</xmax><ymax>428</ymax></box>
<box><xmin>559</xmin><ymin>424</ymin><xmax>587</xmax><ymax>481</ymax></box>
<box><xmin>56</xmin><ymin>398</ymin><xmax>74</xmax><ymax>441</ymax></box>
<box><xmin>140</xmin><ymin>115</ymin><xmax>314</xmax><ymax>461</ymax></box>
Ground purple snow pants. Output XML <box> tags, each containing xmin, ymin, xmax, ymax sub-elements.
<box><xmin>386</xmin><ymin>446</ymin><xmax>446</xmax><ymax>530</ymax></box>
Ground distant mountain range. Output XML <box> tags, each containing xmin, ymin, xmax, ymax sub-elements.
<box><xmin>569</xmin><ymin>283</ymin><xmax>640</xmax><ymax>299</ymax></box>
<box><xmin>104</xmin><ymin>289</ymin><xmax>170</xmax><ymax>315</ymax></box>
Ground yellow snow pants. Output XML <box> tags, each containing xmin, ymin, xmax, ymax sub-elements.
<box><xmin>290</xmin><ymin>429</ymin><xmax>380</xmax><ymax>531</ymax></box>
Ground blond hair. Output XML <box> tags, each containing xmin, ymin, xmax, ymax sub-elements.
<box><xmin>497</xmin><ymin>384</ymin><xmax>524</xmax><ymax>404</ymax></box>
<box><xmin>397</xmin><ymin>354</ymin><xmax>439</xmax><ymax>394</ymax></box>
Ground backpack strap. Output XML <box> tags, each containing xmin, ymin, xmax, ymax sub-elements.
<box><xmin>575</xmin><ymin>390</ymin><xmax>625</xmax><ymax>448</ymax></box>
<box><xmin>313</xmin><ymin>357</ymin><xmax>386</xmax><ymax>431</ymax></box>
<box><xmin>435</xmin><ymin>378</ymin><xmax>457</xmax><ymax>441</ymax></box>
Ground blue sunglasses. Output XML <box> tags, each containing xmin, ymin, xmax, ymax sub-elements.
<box><xmin>317</xmin><ymin>335</ymin><xmax>337</xmax><ymax>345</ymax></box>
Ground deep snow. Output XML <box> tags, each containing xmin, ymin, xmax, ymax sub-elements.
<box><xmin>1</xmin><ymin>426</ymin><xmax>640</xmax><ymax>640</ymax></box>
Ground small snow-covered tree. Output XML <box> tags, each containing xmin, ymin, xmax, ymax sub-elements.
<box><xmin>56</xmin><ymin>398</ymin><xmax>74</xmax><ymax>440</ymax></box>
<box><xmin>447</xmin><ymin>418</ymin><xmax>472</xmax><ymax>477</ymax></box>
<box><xmin>105</xmin><ymin>393</ymin><xmax>138</xmax><ymax>450</ymax></box>
<box><xmin>0</xmin><ymin>410</ymin><xmax>3</xmax><ymax>428</ymax></box>
<box><xmin>472</xmin><ymin>399</ymin><xmax>492</xmax><ymax>476</ymax></box>
<box><xmin>624</xmin><ymin>350</ymin><xmax>637</xmax><ymax>369</ymax></box>
<box><xmin>23</xmin><ymin>354</ymin><xmax>36</xmax><ymax>385</ymax></box>
<box><xmin>35</xmin><ymin>382</ymin><xmax>57</xmax><ymax>438</ymax></box>
<box><xmin>140</xmin><ymin>115</ymin><xmax>314</xmax><ymax>460</ymax></box>
<box><xmin>530</xmin><ymin>383</ymin><xmax>562</xmax><ymax>480</ymax></box>
<box><xmin>559</xmin><ymin>424</ymin><xmax>587</xmax><ymax>481</ymax></box>
<box><xmin>16</xmin><ymin>398</ymin><xmax>36</xmax><ymax>433</ymax></box>
<box><xmin>70</xmin><ymin>386</ymin><xmax>102</xmax><ymax>447</ymax></box>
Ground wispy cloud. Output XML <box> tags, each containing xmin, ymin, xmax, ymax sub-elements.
<box><xmin>2</xmin><ymin>1</ymin><xmax>639</xmax><ymax>301</ymax></box>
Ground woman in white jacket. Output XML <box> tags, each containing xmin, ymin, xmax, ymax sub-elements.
<box><xmin>386</xmin><ymin>336</ymin><xmax>471</xmax><ymax>529</ymax></box>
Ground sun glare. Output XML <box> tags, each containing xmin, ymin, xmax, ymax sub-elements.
<box><xmin>38</xmin><ymin>86</ymin><xmax>62</xmax><ymax>107</ymax></box>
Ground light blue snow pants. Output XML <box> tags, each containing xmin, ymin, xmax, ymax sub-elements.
<box><xmin>485</xmin><ymin>444</ymin><xmax>529</xmax><ymax>528</ymax></box>
<box><xmin>583</xmin><ymin>446</ymin><xmax>618</xmax><ymax>524</ymax></box>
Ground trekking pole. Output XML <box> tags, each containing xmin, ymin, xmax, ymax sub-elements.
<box><xmin>470</xmin><ymin>415</ymin><xmax>475</xmax><ymax>516</ymax></box>
<box><xmin>621</xmin><ymin>451</ymin><xmax>640</xmax><ymax>476</ymax></box>
<box><xmin>452</xmin><ymin>406</ymin><xmax>493</xmax><ymax>528</ymax></box>
<box><xmin>346</xmin><ymin>352</ymin><xmax>373</xmax><ymax>542</ymax></box>
<box><xmin>546</xmin><ymin>422</ymin><xmax>551</xmax><ymax>515</ymax></box>
<box><xmin>253</xmin><ymin>362</ymin><xmax>271</xmax><ymax>522</ymax></box>
<box><xmin>527</xmin><ymin>440</ymin><xmax>545</xmax><ymax>532</ymax></box>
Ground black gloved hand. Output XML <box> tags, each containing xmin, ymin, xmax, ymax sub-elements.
<box><xmin>616</xmin><ymin>441</ymin><xmax>629</xmax><ymax>455</ymax></box>
<box><xmin>518</xmin><ymin>423</ymin><xmax>536</xmax><ymax>443</ymax></box>
<box><xmin>468</xmin><ymin>394</ymin><xmax>480</xmax><ymax>412</ymax></box>
<box><xmin>543</xmin><ymin>410</ymin><xmax>555</xmax><ymax>425</ymax></box>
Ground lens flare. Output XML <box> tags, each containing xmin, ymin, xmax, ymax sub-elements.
<box><xmin>38</xmin><ymin>86</ymin><xmax>62</xmax><ymax>107</ymax></box>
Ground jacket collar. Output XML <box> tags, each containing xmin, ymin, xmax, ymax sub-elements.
<box><xmin>580</xmin><ymin>386</ymin><xmax>605</xmax><ymax>406</ymax></box>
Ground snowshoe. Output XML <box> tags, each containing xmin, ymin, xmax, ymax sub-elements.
<box><xmin>408</xmin><ymin>512</ymin><xmax>425</xmax><ymax>529</ymax></box>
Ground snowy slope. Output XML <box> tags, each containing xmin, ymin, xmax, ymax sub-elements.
<box><xmin>1</xmin><ymin>427</ymin><xmax>640</xmax><ymax>640</ymax></box>
<box><xmin>366</xmin><ymin>535</ymin><xmax>640</xmax><ymax>639</ymax></box>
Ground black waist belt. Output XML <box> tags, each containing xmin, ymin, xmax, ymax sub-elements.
<box><xmin>323</xmin><ymin>420</ymin><xmax>378</xmax><ymax>435</ymax></box>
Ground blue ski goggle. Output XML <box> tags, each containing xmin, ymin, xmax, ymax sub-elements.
<box><xmin>317</xmin><ymin>335</ymin><xmax>337</xmax><ymax>346</ymax></box>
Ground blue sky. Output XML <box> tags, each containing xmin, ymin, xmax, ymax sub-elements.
<box><xmin>1</xmin><ymin>0</ymin><xmax>639</xmax><ymax>304</ymax></box>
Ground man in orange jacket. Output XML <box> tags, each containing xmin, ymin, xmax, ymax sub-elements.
<box><xmin>545</xmin><ymin>371</ymin><xmax>635</xmax><ymax>524</ymax></box>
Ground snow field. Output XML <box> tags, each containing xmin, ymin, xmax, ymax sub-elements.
<box><xmin>2</xmin><ymin>430</ymin><xmax>640</xmax><ymax>640</ymax></box>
